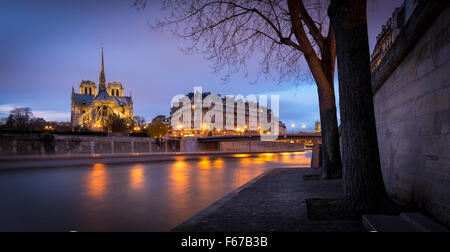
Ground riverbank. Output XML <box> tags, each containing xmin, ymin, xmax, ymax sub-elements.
<box><xmin>0</xmin><ymin>151</ymin><xmax>310</xmax><ymax>171</ymax></box>
<box><xmin>172</xmin><ymin>168</ymin><xmax>362</xmax><ymax>232</ymax></box>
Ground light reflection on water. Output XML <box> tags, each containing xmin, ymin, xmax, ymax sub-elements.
<box><xmin>86</xmin><ymin>163</ymin><xmax>107</xmax><ymax>199</ymax></box>
<box><xmin>129</xmin><ymin>164</ymin><xmax>144</xmax><ymax>191</ymax></box>
<box><xmin>0</xmin><ymin>151</ymin><xmax>311</xmax><ymax>232</ymax></box>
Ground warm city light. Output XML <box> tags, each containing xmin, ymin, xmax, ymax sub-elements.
<box><xmin>94</xmin><ymin>122</ymin><xmax>102</xmax><ymax>129</ymax></box>
<box><xmin>2</xmin><ymin>0</ymin><xmax>446</xmax><ymax>236</ymax></box>
<box><xmin>44</xmin><ymin>125</ymin><xmax>54</xmax><ymax>131</ymax></box>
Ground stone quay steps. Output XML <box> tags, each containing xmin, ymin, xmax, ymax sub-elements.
<box><xmin>363</xmin><ymin>212</ymin><xmax>448</xmax><ymax>232</ymax></box>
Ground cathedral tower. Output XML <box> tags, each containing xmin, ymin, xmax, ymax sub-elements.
<box><xmin>99</xmin><ymin>47</ymin><xmax>106</xmax><ymax>92</ymax></box>
<box><xmin>70</xmin><ymin>46</ymin><xmax>135</xmax><ymax>132</ymax></box>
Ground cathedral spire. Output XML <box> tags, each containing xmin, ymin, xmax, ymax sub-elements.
<box><xmin>99</xmin><ymin>46</ymin><xmax>106</xmax><ymax>91</ymax></box>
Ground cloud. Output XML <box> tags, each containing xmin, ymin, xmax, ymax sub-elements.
<box><xmin>0</xmin><ymin>104</ymin><xmax>70</xmax><ymax>121</ymax></box>
<box><xmin>0</xmin><ymin>104</ymin><xmax>16</xmax><ymax>114</ymax></box>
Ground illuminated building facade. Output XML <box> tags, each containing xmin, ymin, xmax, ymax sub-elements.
<box><xmin>370</xmin><ymin>0</ymin><xmax>418</xmax><ymax>72</ymax></box>
<box><xmin>169</xmin><ymin>91</ymin><xmax>286</xmax><ymax>136</ymax></box>
<box><xmin>71</xmin><ymin>48</ymin><xmax>134</xmax><ymax>131</ymax></box>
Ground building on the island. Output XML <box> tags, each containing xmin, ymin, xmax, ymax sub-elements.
<box><xmin>151</xmin><ymin>115</ymin><xmax>170</xmax><ymax>124</ymax></box>
<box><xmin>279</xmin><ymin>122</ymin><xmax>287</xmax><ymax>135</ymax></box>
<box><xmin>370</xmin><ymin>0</ymin><xmax>419</xmax><ymax>72</ymax></box>
<box><xmin>71</xmin><ymin>48</ymin><xmax>134</xmax><ymax>132</ymax></box>
<box><xmin>314</xmin><ymin>121</ymin><xmax>321</xmax><ymax>133</ymax></box>
<box><xmin>169</xmin><ymin>91</ymin><xmax>286</xmax><ymax>136</ymax></box>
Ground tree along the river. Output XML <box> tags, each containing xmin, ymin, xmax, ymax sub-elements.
<box><xmin>329</xmin><ymin>0</ymin><xmax>397</xmax><ymax>214</ymax></box>
<box><xmin>134</xmin><ymin>0</ymin><xmax>342</xmax><ymax>179</ymax></box>
<box><xmin>147</xmin><ymin>120</ymin><xmax>169</xmax><ymax>139</ymax></box>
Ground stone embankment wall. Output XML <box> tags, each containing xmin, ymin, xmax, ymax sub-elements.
<box><xmin>219</xmin><ymin>141</ymin><xmax>304</xmax><ymax>153</ymax></box>
<box><xmin>0</xmin><ymin>133</ymin><xmax>304</xmax><ymax>156</ymax></box>
<box><xmin>0</xmin><ymin>133</ymin><xmax>180</xmax><ymax>156</ymax></box>
<box><xmin>180</xmin><ymin>137</ymin><xmax>304</xmax><ymax>153</ymax></box>
<box><xmin>373</xmin><ymin>3</ymin><xmax>449</xmax><ymax>227</ymax></box>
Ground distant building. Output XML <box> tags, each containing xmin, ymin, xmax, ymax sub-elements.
<box><xmin>279</xmin><ymin>122</ymin><xmax>287</xmax><ymax>135</ymax></box>
<box><xmin>314</xmin><ymin>121</ymin><xmax>321</xmax><ymax>133</ymax></box>
<box><xmin>170</xmin><ymin>91</ymin><xmax>285</xmax><ymax>136</ymax></box>
<box><xmin>371</xmin><ymin>0</ymin><xmax>419</xmax><ymax>72</ymax></box>
<box><xmin>152</xmin><ymin>115</ymin><xmax>170</xmax><ymax>124</ymax></box>
<box><xmin>71</xmin><ymin>48</ymin><xmax>134</xmax><ymax>131</ymax></box>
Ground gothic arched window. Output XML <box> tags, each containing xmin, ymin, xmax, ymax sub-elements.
<box><xmin>116</xmin><ymin>89</ymin><xmax>119</xmax><ymax>96</ymax></box>
<box><xmin>89</xmin><ymin>88</ymin><xmax>92</xmax><ymax>95</ymax></box>
<box><xmin>84</xmin><ymin>87</ymin><xmax>88</xmax><ymax>94</ymax></box>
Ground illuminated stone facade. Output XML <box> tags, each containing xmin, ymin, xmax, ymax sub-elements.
<box><xmin>169</xmin><ymin>91</ymin><xmax>286</xmax><ymax>136</ymax></box>
<box><xmin>370</xmin><ymin>0</ymin><xmax>418</xmax><ymax>72</ymax></box>
<box><xmin>71</xmin><ymin>48</ymin><xmax>134</xmax><ymax>131</ymax></box>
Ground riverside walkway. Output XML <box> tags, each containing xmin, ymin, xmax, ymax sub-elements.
<box><xmin>173</xmin><ymin>168</ymin><xmax>362</xmax><ymax>232</ymax></box>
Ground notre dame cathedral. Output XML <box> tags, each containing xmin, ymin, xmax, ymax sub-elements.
<box><xmin>71</xmin><ymin>48</ymin><xmax>134</xmax><ymax>131</ymax></box>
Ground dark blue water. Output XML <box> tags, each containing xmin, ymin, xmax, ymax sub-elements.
<box><xmin>0</xmin><ymin>152</ymin><xmax>311</xmax><ymax>232</ymax></box>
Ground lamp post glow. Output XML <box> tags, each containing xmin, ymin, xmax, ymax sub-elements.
<box><xmin>94</xmin><ymin>122</ymin><xmax>102</xmax><ymax>129</ymax></box>
<box><xmin>44</xmin><ymin>125</ymin><xmax>54</xmax><ymax>131</ymax></box>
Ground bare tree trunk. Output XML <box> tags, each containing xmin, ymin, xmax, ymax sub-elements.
<box><xmin>319</xmin><ymin>38</ymin><xmax>342</xmax><ymax>180</ymax></box>
<box><xmin>329</xmin><ymin>0</ymin><xmax>397</xmax><ymax>214</ymax></box>
<box><xmin>318</xmin><ymin>85</ymin><xmax>342</xmax><ymax>179</ymax></box>
<box><xmin>287</xmin><ymin>0</ymin><xmax>342</xmax><ymax>180</ymax></box>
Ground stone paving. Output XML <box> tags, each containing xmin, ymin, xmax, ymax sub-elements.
<box><xmin>173</xmin><ymin>168</ymin><xmax>363</xmax><ymax>232</ymax></box>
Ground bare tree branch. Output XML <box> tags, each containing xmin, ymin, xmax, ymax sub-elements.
<box><xmin>297</xmin><ymin>0</ymin><xmax>325</xmax><ymax>52</ymax></box>
<box><xmin>135</xmin><ymin>0</ymin><xmax>331</xmax><ymax>84</ymax></box>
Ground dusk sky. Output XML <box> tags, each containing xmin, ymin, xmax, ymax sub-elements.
<box><xmin>0</xmin><ymin>0</ymin><xmax>402</xmax><ymax>131</ymax></box>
